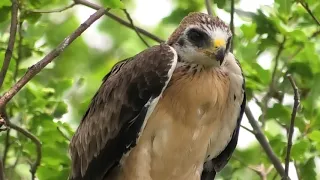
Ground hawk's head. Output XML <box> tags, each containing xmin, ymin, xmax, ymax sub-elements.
<box><xmin>167</xmin><ymin>12</ymin><xmax>232</xmax><ymax>67</ymax></box>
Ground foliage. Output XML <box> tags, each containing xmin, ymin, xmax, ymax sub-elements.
<box><xmin>0</xmin><ymin>0</ymin><xmax>319</xmax><ymax>179</ymax></box>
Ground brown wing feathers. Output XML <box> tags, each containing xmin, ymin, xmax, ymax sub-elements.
<box><xmin>69</xmin><ymin>44</ymin><xmax>176</xmax><ymax>180</ymax></box>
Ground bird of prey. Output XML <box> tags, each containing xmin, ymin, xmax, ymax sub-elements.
<box><xmin>69</xmin><ymin>12</ymin><xmax>246</xmax><ymax>180</ymax></box>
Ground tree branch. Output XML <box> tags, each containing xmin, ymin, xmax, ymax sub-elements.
<box><xmin>0</xmin><ymin>116</ymin><xmax>8</xmax><ymax>131</ymax></box>
<box><xmin>27</xmin><ymin>3</ymin><xmax>76</xmax><ymax>13</ymax></box>
<box><xmin>284</xmin><ymin>75</ymin><xmax>300</xmax><ymax>179</ymax></box>
<box><xmin>74</xmin><ymin>0</ymin><xmax>164</xmax><ymax>43</ymax></box>
<box><xmin>300</xmin><ymin>2</ymin><xmax>320</xmax><ymax>26</ymax></box>
<box><xmin>0</xmin><ymin>158</ymin><xmax>4</xmax><ymax>180</ymax></box>
<box><xmin>123</xmin><ymin>9</ymin><xmax>150</xmax><ymax>47</ymax></box>
<box><xmin>0</xmin><ymin>0</ymin><xmax>19</xmax><ymax>89</ymax></box>
<box><xmin>230</xmin><ymin>0</ymin><xmax>235</xmax><ymax>52</ymax></box>
<box><xmin>0</xmin><ymin>8</ymin><xmax>108</xmax><ymax>109</ymax></box>
<box><xmin>245</xmin><ymin>106</ymin><xmax>286</xmax><ymax>178</ymax></box>
<box><xmin>205</xmin><ymin>0</ymin><xmax>213</xmax><ymax>16</ymax></box>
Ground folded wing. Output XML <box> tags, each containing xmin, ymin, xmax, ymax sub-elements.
<box><xmin>69</xmin><ymin>44</ymin><xmax>177</xmax><ymax>180</ymax></box>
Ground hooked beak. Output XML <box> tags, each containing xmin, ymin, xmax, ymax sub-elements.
<box><xmin>212</xmin><ymin>39</ymin><xmax>226</xmax><ymax>65</ymax></box>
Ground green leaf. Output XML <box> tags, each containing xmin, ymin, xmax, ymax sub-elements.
<box><xmin>21</xmin><ymin>11</ymin><xmax>42</xmax><ymax>23</ymax></box>
<box><xmin>300</xmin><ymin>158</ymin><xmax>317</xmax><ymax>180</ymax></box>
<box><xmin>250</xmin><ymin>63</ymin><xmax>270</xmax><ymax>85</ymax></box>
<box><xmin>287</xmin><ymin>62</ymin><xmax>313</xmax><ymax>79</ymax></box>
<box><xmin>240</xmin><ymin>23</ymin><xmax>257</xmax><ymax>40</ymax></box>
<box><xmin>0</xmin><ymin>6</ymin><xmax>10</xmax><ymax>22</ymax></box>
<box><xmin>254</xmin><ymin>10</ymin><xmax>278</xmax><ymax>36</ymax></box>
<box><xmin>308</xmin><ymin>130</ymin><xmax>320</xmax><ymax>142</ymax></box>
<box><xmin>162</xmin><ymin>8</ymin><xmax>192</xmax><ymax>24</ymax></box>
<box><xmin>0</xmin><ymin>0</ymin><xmax>10</xmax><ymax>8</ymax></box>
<box><xmin>101</xmin><ymin>0</ymin><xmax>125</xmax><ymax>9</ymax></box>
<box><xmin>275</xmin><ymin>0</ymin><xmax>292</xmax><ymax>15</ymax></box>
<box><xmin>53</xmin><ymin>101</ymin><xmax>68</xmax><ymax>118</ymax></box>
<box><xmin>288</xmin><ymin>29</ymin><xmax>308</xmax><ymax>42</ymax></box>
<box><xmin>265</xmin><ymin>103</ymin><xmax>291</xmax><ymax>123</ymax></box>
<box><xmin>291</xmin><ymin>139</ymin><xmax>310</xmax><ymax>161</ymax></box>
<box><xmin>268</xmin><ymin>134</ymin><xmax>286</xmax><ymax>157</ymax></box>
<box><xmin>215</xmin><ymin>0</ymin><xmax>226</xmax><ymax>9</ymax></box>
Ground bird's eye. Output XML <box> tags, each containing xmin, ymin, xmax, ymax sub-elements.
<box><xmin>187</xmin><ymin>28</ymin><xmax>209</xmax><ymax>47</ymax></box>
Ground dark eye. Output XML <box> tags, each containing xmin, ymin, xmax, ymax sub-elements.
<box><xmin>226</xmin><ymin>36</ymin><xmax>232</xmax><ymax>51</ymax></box>
<box><xmin>187</xmin><ymin>28</ymin><xmax>209</xmax><ymax>47</ymax></box>
<box><xmin>188</xmin><ymin>29</ymin><xmax>203</xmax><ymax>41</ymax></box>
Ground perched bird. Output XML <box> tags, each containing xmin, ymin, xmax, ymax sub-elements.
<box><xmin>69</xmin><ymin>12</ymin><xmax>246</xmax><ymax>180</ymax></box>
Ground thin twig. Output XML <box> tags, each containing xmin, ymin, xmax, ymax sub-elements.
<box><xmin>240</xmin><ymin>124</ymin><xmax>255</xmax><ymax>134</ymax></box>
<box><xmin>14</xmin><ymin>20</ymin><xmax>23</xmax><ymax>81</ymax></box>
<box><xmin>74</xmin><ymin>0</ymin><xmax>164</xmax><ymax>43</ymax></box>
<box><xmin>2</xmin><ymin>130</ymin><xmax>10</xmax><ymax>166</ymax></box>
<box><xmin>234</xmin><ymin>155</ymin><xmax>273</xmax><ymax>180</ymax></box>
<box><xmin>261</xmin><ymin>37</ymin><xmax>286</xmax><ymax>124</ymax></box>
<box><xmin>300</xmin><ymin>2</ymin><xmax>320</xmax><ymax>26</ymax></box>
<box><xmin>27</xmin><ymin>3</ymin><xmax>76</xmax><ymax>13</ymax></box>
<box><xmin>1</xmin><ymin>109</ymin><xmax>41</xmax><ymax>180</ymax></box>
<box><xmin>270</xmin><ymin>37</ymin><xmax>286</xmax><ymax>90</ymax></box>
<box><xmin>0</xmin><ymin>0</ymin><xmax>19</xmax><ymax>89</ymax></box>
<box><xmin>230</xmin><ymin>0</ymin><xmax>235</xmax><ymax>52</ymax></box>
<box><xmin>123</xmin><ymin>9</ymin><xmax>150</xmax><ymax>47</ymax></box>
<box><xmin>8</xmin><ymin>122</ymin><xmax>41</xmax><ymax>180</ymax></box>
<box><xmin>245</xmin><ymin>106</ymin><xmax>287</xmax><ymax>178</ymax></box>
<box><xmin>233</xmin><ymin>155</ymin><xmax>260</xmax><ymax>173</ymax></box>
<box><xmin>294</xmin><ymin>162</ymin><xmax>301</xmax><ymax>180</ymax></box>
<box><xmin>0</xmin><ymin>8</ymin><xmax>108</xmax><ymax>109</ymax></box>
<box><xmin>284</xmin><ymin>75</ymin><xmax>300</xmax><ymax>180</ymax></box>
<box><xmin>205</xmin><ymin>0</ymin><xmax>213</xmax><ymax>16</ymax></box>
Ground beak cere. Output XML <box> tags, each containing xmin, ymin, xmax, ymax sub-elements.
<box><xmin>215</xmin><ymin>48</ymin><xmax>225</xmax><ymax>65</ymax></box>
<box><xmin>213</xmin><ymin>39</ymin><xmax>226</xmax><ymax>65</ymax></box>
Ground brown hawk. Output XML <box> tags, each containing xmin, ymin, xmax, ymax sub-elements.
<box><xmin>69</xmin><ymin>12</ymin><xmax>246</xmax><ymax>180</ymax></box>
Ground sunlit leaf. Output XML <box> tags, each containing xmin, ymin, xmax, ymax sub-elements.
<box><xmin>308</xmin><ymin>130</ymin><xmax>320</xmax><ymax>142</ymax></box>
<box><xmin>101</xmin><ymin>0</ymin><xmax>125</xmax><ymax>9</ymax></box>
<box><xmin>275</xmin><ymin>0</ymin><xmax>292</xmax><ymax>15</ymax></box>
<box><xmin>240</xmin><ymin>23</ymin><xmax>257</xmax><ymax>40</ymax></box>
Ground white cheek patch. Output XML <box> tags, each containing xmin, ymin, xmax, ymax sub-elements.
<box><xmin>210</xmin><ymin>27</ymin><xmax>229</xmax><ymax>41</ymax></box>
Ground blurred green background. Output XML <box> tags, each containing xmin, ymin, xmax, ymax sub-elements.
<box><xmin>0</xmin><ymin>0</ymin><xmax>320</xmax><ymax>179</ymax></box>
